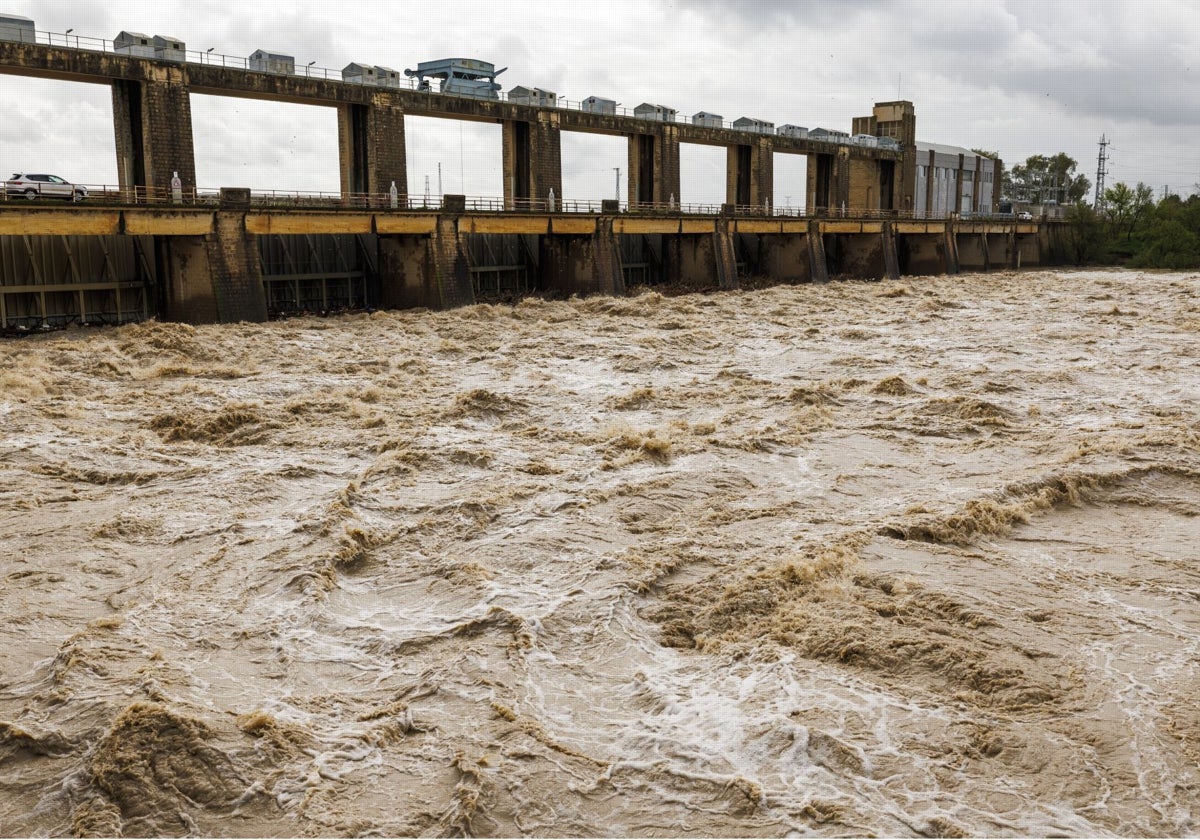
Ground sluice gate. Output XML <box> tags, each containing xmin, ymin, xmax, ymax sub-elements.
<box><xmin>0</xmin><ymin>234</ymin><xmax>153</xmax><ymax>329</ymax></box>
<box><xmin>259</xmin><ymin>233</ymin><xmax>377</xmax><ymax>317</ymax></box>
<box><xmin>463</xmin><ymin>234</ymin><xmax>534</xmax><ymax>298</ymax></box>
<box><xmin>0</xmin><ymin>208</ymin><xmax>1064</xmax><ymax>327</ymax></box>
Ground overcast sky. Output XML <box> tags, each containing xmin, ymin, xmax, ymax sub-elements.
<box><xmin>2</xmin><ymin>0</ymin><xmax>1198</xmax><ymax>207</ymax></box>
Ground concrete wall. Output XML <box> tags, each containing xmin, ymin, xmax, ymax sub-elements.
<box><xmin>726</xmin><ymin>136</ymin><xmax>774</xmax><ymax>209</ymax></box>
<box><xmin>205</xmin><ymin>212</ymin><xmax>268</xmax><ymax>322</ymax></box>
<box><xmin>376</xmin><ymin>219</ymin><xmax>474</xmax><ymax>310</ymax></box>
<box><xmin>537</xmin><ymin>222</ymin><xmax>623</xmax><ymax>297</ymax></box>
<box><xmin>502</xmin><ymin>111</ymin><xmax>563</xmax><ymax>208</ymax></box>
<box><xmin>664</xmin><ymin>229</ymin><xmax>736</xmax><ymax>290</ymax></box>
<box><xmin>628</xmin><ymin>125</ymin><xmax>681</xmax><ymax>206</ymax></box>
<box><xmin>337</xmin><ymin>95</ymin><xmax>407</xmax><ymax>200</ymax></box>
<box><xmin>831</xmin><ymin>233</ymin><xmax>886</xmax><ymax>279</ymax></box>
<box><xmin>112</xmin><ymin>73</ymin><xmax>196</xmax><ymax>195</ymax></box>
<box><xmin>805</xmin><ymin>148</ymin><xmax>890</xmax><ymax>215</ymax></box>
<box><xmin>158</xmin><ymin>235</ymin><xmax>216</xmax><ymax>323</ymax></box>
<box><xmin>377</xmin><ymin>235</ymin><xmax>433</xmax><ymax>309</ymax></box>
<box><xmin>1012</xmin><ymin>233</ymin><xmax>1041</xmax><ymax>268</ymax></box>
<box><xmin>847</xmin><ymin>157</ymin><xmax>880</xmax><ymax>212</ymax></box>
<box><xmin>957</xmin><ymin>232</ymin><xmax>989</xmax><ymax>271</ymax></box>
<box><xmin>758</xmin><ymin>233</ymin><xmax>812</xmax><ymax>283</ymax></box>
<box><xmin>898</xmin><ymin>233</ymin><xmax>949</xmax><ymax>276</ymax></box>
<box><xmin>985</xmin><ymin>232</ymin><xmax>1008</xmax><ymax>268</ymax></box>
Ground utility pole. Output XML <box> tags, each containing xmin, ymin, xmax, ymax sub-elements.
<box><xmin>613</xmin><ymin>167</ymin><xmax>620</xmax><ymax>201</ymax></box>
<box><xmin>1093</xmin><ymin>134</ymin><xmax>1108</xmax><ymax>212</ymax></box>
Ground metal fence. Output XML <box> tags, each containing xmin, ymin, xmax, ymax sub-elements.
<box><xmin>13</xmin><ymin>26</ymin><xmax>892</xmax><ymax>142</ymax></box>
<box><xmin>0</xmin><ymin>182</ymin><xmax>1037</xmax><ymax>221</ymax></box>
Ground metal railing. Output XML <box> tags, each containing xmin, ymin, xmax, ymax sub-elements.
<box><xmin>0</xmin><ymin>183</ymin><xmax>1050</xmax><ymax>223</ymax></box>
<box><xmin>8</xmin><ymin>26</ymin><xmax>898</xmax><ymax>145</ymax></box>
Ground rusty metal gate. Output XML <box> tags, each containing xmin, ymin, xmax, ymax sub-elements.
<box><xmin>0</xmin><ymin>234</ymin><xmax>153</xmax><ymax>330</ymax></box>
<box><xmin>258</xmin><ymin>233</ymin><xmax>377</xmax><ymax>316</ymax></box>
<box><xmin>463</xmin><ymin>233</ymin><xmax>533</xmax><ymax>298</ymax></box>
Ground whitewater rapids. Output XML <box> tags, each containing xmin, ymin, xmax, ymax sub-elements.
<box><xmin>1</xmin><ymin>268</ymin><xmax>1197</xmax><ymax>837</ymax></box>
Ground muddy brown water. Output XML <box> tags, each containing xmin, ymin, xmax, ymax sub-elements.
<box><xmin>1</xmin><ymin>269</ymin><xmax>1198</xmax><ymax>837</ymax></box>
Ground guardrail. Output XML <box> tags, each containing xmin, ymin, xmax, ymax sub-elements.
<box><xmin>0</xmin><ymin>184</ymin><xmax>1044</xmax><ymax>222</ymax></box>
<box><xmin>5</xmin><ymin>27</ymin><xmax>898</xmax><ymax>145</ymax></box>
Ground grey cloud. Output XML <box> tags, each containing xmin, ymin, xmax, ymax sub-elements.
<box><xmin>677</xmin><ymin>0</ymin><xmax>888</xmax><ymax>29</ymax></box>
<box><xmin>950</xmin><ymin>69</ymin><xmax>1200</xmax><ymax>128</ymax></box>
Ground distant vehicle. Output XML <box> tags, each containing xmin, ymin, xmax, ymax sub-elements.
<box><xmin>1017</xmin><ymin>210</ymin><xmax>1033</xmax><ymax>220</ymax></box>
<box><xmin>5</xmin><ymin>173</ymin><xmax>88</xmax><ymax>201</ymax></box>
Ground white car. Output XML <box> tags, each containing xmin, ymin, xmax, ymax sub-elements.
<box><xmin>1017</xmin><ymin>211</ymin><xmax>1033</xmax><ymax>221</ymax></box>
<box><xmin>5</xmin><ymin>173</ymin><xmax>88</xmax><ymax>201</ymax></box>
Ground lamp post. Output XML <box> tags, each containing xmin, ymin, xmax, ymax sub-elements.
<box><xmin>205</xmin><ymin>46</ymin><xmax>214</xmax><ymax>65</ymax></box>
<box><xmin>307</xmin><ymin>60</ymin><xmax>315</xmax><ymax>78</ymax></box>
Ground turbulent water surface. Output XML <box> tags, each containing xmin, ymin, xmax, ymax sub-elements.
<box><xmin>1</xmin><ymin>269</ymin><xmax>1198</xmax><ymax>838</ymax></box>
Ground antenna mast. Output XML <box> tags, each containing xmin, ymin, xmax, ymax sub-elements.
<box><xmin>1093</xmin><ymin>134</ymin><xmax>1109</xmax><ymax>211</ymax></box>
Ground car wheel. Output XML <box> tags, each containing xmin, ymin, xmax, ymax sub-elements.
<box><xmin>72</xmin><ymin>190</ymin><xmax>85</xmax><ymax>202</ymax></box>
<box><xmin>24</xmin><ymin>188</ymin><xmax>37</xmax><ymax>200</ymax></box>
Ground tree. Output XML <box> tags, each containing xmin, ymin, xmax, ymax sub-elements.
<box><xmin>1065</xmin><ymin>202</ymin><xmax>1105</xmax><ymax>265</ymax></box>
<box><xmin>1122</xmin><ymin>194</ymin><xmax>1200</xmax><ymax>268</ymax></box>
<box><xmin>1129</xmin><ymin>218</ymin><xmax>1200</xmax><ymax>269</ymax></box>
<box><xmin>1009</xmin><ymin>154</ymin><xmax>1091</xmax><ymax>205</ymax></box>
<box><xmin>1103</xmin><ymin>181</ymin><xmax>1155</xmax><ymax>241</ymax></box>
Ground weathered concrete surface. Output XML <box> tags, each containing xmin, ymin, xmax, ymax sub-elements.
<box><xmin>628</xmin><ymin>126</ymin><xmax>681</xmax><ymax>206</ymax></box>
<box><xmin>986</xmin><ymin>232</ymin><xmax>1008</xmax><ymax>269</ymax></box>
<box><xmin>944</xmin><ymin>227</ymin><xmax>961</xmax><ymax>274</ymax></box>
<box><xmin>958</xmin><ymin>231</ymin><xmax>990</xmax><ymax>271</ymax></box>
<box><xmin>1012</xmin><ymin>233</ymin><xmax>1042</xmax><ymax>269</ymax></box>
<box><xmin>0</xmin><ymin>208</ymin><xmax>122</xmax><ymax>236</ymax></box>
<box><xmin>123</xmin><ymin>211</ymin><xmax>213</xmax><ymax>236</ymax></box>
<box><xmin>158</xmin><ymin>235</ymin><xmax>217</xmax><ymax>324</ymax></box>
<box><xmin>759</xmin><ymin>232</ymin><xmax>812</xmax><ymax>284</ymax></box>
<box><xmin>502</xmin><ymin>112</ymin><xmax>563</xmax><ymax>208</ymax></box>
<box><xmin>727</xmin><ymin>136</ymin><xmax>773</xmax><ymax>208</ymax></box>
<box><xmin>882</xmin><ymin>222</ymin><xmax>900</xmax><ymax>280</ymax></box>
<box><xmin>377</xmin><ymin>218</ymin><xmax>474</xmax><ymax>310</ymax></box>
<box><xmin>205</xmin><ymin>212</ymin><xmax>268</xmax><ymax>323</ymax></box>
<box><xmin>898</xmin><ymin>232</ymin><xmax>949</xmax><ymax>276</ymax></box>
<box><xmin>112</xmin><ymin>74</ymin><xmax>196</xmax><ymax>194</ymax></box>
<box><xmin>338</xmin><ymin>96</ymin><xmax>407</xmax><ymax>200</ymax></box>
<box><xmin>664</xmin><ymin>229</ymin><xmax>737</xmax><ymax>290</ymax></box>
<box><xmin>538</xmin><ymin>222</ymin><xmax>623</xmax><ymax>298</ymax></box>
<box><xmin>834</xmin><ymin>232</ymin><xmax>887</xmax><ymax>280</ymax></box>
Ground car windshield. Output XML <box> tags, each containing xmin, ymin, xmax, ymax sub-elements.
<box><xmin>49</xmin><ymin>176</ymin><xmax>65</xmax><ymax>183</ymax></box>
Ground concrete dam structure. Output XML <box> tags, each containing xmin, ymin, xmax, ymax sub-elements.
<box><xmin>0</xmin><ymin>31</ymin><xmax>1063</xmax><ymax>327</ymax></box>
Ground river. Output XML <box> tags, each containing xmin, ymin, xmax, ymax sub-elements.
<box><xmin>1</xmin><ymin>268</ymin><xmax>1197</xmax><ymax>837</ymax></box>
